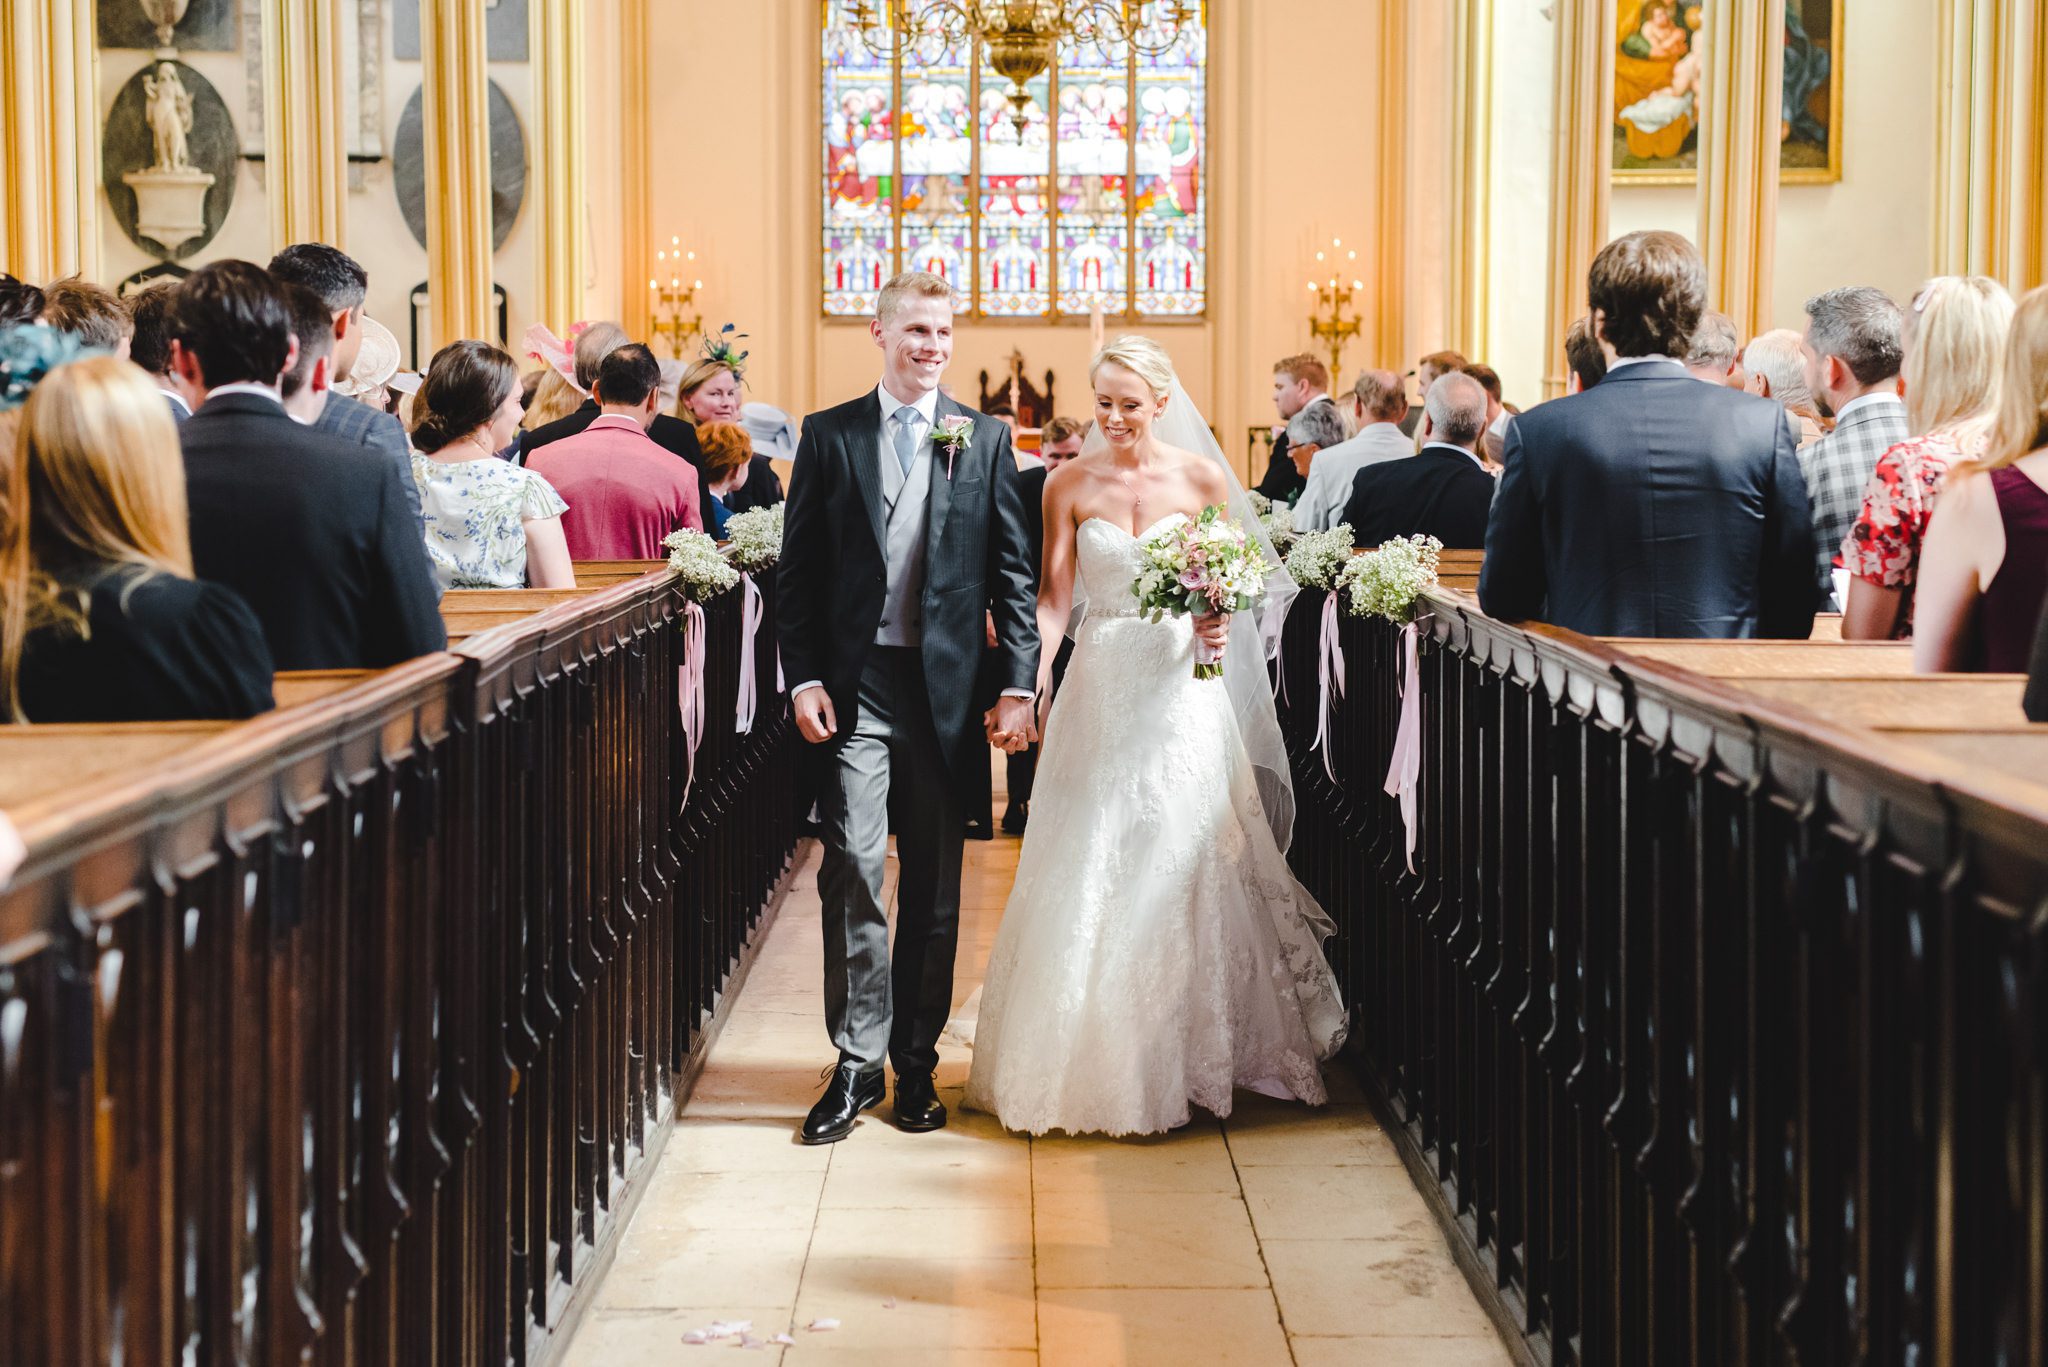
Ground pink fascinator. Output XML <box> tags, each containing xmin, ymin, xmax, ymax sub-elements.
<box><xmin>523</xmin><ymin>322</ymin><xmax>584</xmax><ymax>393</ymax></box>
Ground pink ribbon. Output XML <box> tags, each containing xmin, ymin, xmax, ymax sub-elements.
<box><xmin>1383</xmin><ymin>621</ymin><xmax>1422</xmax><ymax>873</ymax></box>
<box><xmin>678</xmin><ymin>600</ymin><xmax>706</xmax><ymax>804</ymax></box>
<box><xmin>1312</xmin><ymin>592</ymin><xmax>1346</xmax><ymax>781</ymax></box>
<box><xmin>736</xmin><ymin>573</ymin><xmax>764</xmax><ymax>734</ymax></box>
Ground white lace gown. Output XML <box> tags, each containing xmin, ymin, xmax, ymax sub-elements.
<box><xmin>964</xmin><ymin>514</ymin><xmax>1348</xmax><ymax>1137</ymax></box>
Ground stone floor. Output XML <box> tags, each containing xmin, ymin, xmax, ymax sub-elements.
<box><xmin>565</xmin><ymin>770</ymin><xmax>1511</xmax><ymax>1366</ymax></box>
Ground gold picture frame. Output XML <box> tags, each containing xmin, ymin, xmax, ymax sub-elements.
<box><xmin>1612</xmin><ymin>0</ymin><xmax>1844</xmax><ymax>186</ymax></box>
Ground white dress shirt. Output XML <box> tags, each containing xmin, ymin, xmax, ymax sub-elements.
<box><xmin>1605</xmin><ymin>355</ymin><xmax>1686</xmax><ymax>376</ymax></box>
<box><xmin>1293</xmin><ymin>421</ymin><xmax>1414</xmax><ymax>533</ymax></box>
<box><xmin>159</xmin><ymin>387</ymin><xmax>193</xmax><ymax>418</ymax></box>
<box><xmin>201</xmin><ymin>381</ymin><xmax>286</xmax><ymax>409</ymax></box>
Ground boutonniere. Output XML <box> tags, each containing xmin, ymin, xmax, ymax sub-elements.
<box><xmin>931</xmin><ymin>414</ymin><xmax>975</xmax><ymax>480</ymax></box>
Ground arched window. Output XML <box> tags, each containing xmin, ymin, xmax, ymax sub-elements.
<box><xmin>822</xmin><ymin>3</ymin><xmax>1207</xmax><ymax>320</ymax></box>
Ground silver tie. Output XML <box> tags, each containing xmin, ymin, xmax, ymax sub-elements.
<box><xmin>893</xmin><ymin>405</ymin><xmax>920</xmax><ymax>476</ymax></box>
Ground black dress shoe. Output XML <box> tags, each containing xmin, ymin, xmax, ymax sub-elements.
<box><xmin>893</xmin><ymin>1070</ymin><xmax>948</xmax><ymax>1131</ymax></box>
<box><xmin>964</xmin><ymin>816</ymin><xmax>995</xmax><ymax>842</ymax></box>
<box><xmin>1000</xmin><ymin>801</ymin><xmax>1028</xmax><ymax>835</ymax></box>
<box><xmin>801</xmin><ymin>1064</ymin><xmax>885</xmax><ymax>1145</ymax></box>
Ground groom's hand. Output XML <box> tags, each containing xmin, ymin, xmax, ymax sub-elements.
<box><xmin>984</xmin><ymin>695</ymin><xmax>1034</xmax><ymax>754</ymax></box>
<box><xmin>794</xmin><ymin>685</ymin><xmax>838</xmax><ymax>743</ymax></box>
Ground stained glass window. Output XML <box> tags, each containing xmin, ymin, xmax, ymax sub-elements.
<box><xmin>822</xmin><ymin>2</ymin><xmax>1206</xmax><ymax>320</ymax></box>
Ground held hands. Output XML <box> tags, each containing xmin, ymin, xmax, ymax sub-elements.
<box><xmin>984</xmin><ymin>694</ymin><xmax>1037</xmax><ymax>755</ymax></box>
<box><xmin>794</xmin><ymin>686</ymin><xmax>838</xmax><ymax>744</ymax></box>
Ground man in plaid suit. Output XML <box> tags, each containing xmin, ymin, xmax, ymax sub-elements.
<box><xmin>1797</xmin><ymin>286</ymin><xmax>1907</xmax><ymax>606</ymax></box>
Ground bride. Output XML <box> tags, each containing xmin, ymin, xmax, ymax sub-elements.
<box><xmin>963</xmin><ymin>336</ymin><xmax>1346</xmax><ymax>1137</ymax></box>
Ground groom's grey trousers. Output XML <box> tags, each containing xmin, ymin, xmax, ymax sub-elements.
<box><xmin>818</xmin><ymin>646</ymin><xmax>964</xmax><ymax>1076</ymax></box>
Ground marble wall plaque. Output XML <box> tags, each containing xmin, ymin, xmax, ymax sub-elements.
<box><xmin>392</xmin><ymin>80</ymin><xmax>527</xmax><ymax>253</ymax></box>
<box><xmin>99</xmin><ymin>0</ymin><xmax>239</xmax><ymax>53</ymax></box>
<box><xmin>391</xmin><ymin>0</ymin><xmax>528</xmax><ymax>63</ymax></box>
<box><xmin>102</xmin><ymin>62</ymin><xmax>240</xmax><ymax>261</ymax></box>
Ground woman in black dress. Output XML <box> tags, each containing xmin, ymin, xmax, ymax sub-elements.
<box><xmin>0</xmin><ymin>350</ymin><xmax>274</xmax><ymax>723</ymax></box>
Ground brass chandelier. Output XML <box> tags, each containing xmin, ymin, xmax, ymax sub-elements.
<box><xmin>851</xmin><ymin>1</ymin><xmax>1200</xmax><ymax>131</ymax></box>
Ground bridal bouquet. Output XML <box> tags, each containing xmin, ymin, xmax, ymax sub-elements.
<box><xmin>1132</xmin><ymin>505</ymin><xmax>1274</xmax><ymax>680</ymax></box>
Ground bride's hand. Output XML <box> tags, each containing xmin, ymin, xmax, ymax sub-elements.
<box><xmin>1193</xmin><ymin>613</ymin><xmax>1229</xmax><ymax>657</ymax></box>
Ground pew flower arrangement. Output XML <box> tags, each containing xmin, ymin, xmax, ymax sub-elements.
<box><xmin>662</xmin><ymin>526</ymin><xmax>740</xmax><ymax>602</ymax></box>
<box><xmin>1283</xmin><ymin>524</ymin><xmax>1356</xmax><ymax>590</ymax></box>
<box><xmin>1246</xmin><ymin>490</ymin><xmax>1273</xmax><ymax>516</ymax></box>
<box><xmin>723</xmin><ymin>503</ymin><xmax>785</xmax><ymax>573</ymax></box>
<box><xmin>1337</xmin><ymin>534</ymin><xmax>1442</xmax><ymax>624</ymax></box>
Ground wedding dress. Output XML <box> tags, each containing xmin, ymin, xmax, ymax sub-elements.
<box><xmin>962</xmin><ymin>511</ymin><xmax>1347</xmax><ymax>1137</ymax></box>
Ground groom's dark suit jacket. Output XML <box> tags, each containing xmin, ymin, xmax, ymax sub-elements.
<box><xmin>777</xmin><ymin>389</ymin><xmax>1040</xmax><ymax>800</ymax></box>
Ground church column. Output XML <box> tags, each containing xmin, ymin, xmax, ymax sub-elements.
<box><xmin>418</xmin><ymin>0</ymin><xmax>495</xmax><ymax>347</ymax></box>
<box><xmin>1372</xmin><ymin>0</ymin><xmax>1408</xmax><ymax>367</ymax></box>
<box><xmin>1934</xmin><ymin>0</ymin><xmax>2048</xmax><ymax>290</ymax></box>
<box><xmin>617</xmin><ymin>0</ymin><xmax>653</xmax><ymax>341</ymax></box>
<box><xmin>0</xmin><ymin>0</ymin><xmax>100</xmax><ymax>282</ymax></box>
<box><xmin>262</xmin><ymin>0</ymin><xmax>349</xmax><ymax>250</ymax></box>
<box><xmin>1541</xmin><ymin>0</ymin><xmax>1611</xmax><ymax>397</ymax></box>
<box><xmin>531</xmin><ymin>0</ymin><xmax>587</xmax><ymax>330</ymax></box>
<box><xmin>1695</xmin><ymin>0</ymin><xmax>1785</xmax><ymax>338</ymax></box>
<box><xmin>1447</xmin><ymin>0</ymin><xmax>1494</xmax><ymax>361</ymax></box>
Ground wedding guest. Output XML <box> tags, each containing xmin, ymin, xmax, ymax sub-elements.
<box><xmin>269</xmin><ymin>244</ymin><xmax>421</xmax><ymax>525</ymax></box>
<box><xmin>1342</xmin><ymin>371</ymin><xmax>1497</xmax><ymax>549</ymax></box>
<box><xmin>40</xmin><ymin>277</ymin><xmax>132</xmax><ymax>357</ymax></box>
<box><xmin>2</xmin><ymin>351</ymin><xmax>273</xmax><ymax>722</ymax></box>
<box><xmin>697</xmin><ymin>420</ymin><xmax>752</xmax><ymax>538</ymax></box>
<box><xmin>1742</xmin><ymin>328</ymin><xmax>1827</xmax><ymax>448</ymax></box>
<box><xmin>1685</xmin><ymin>309</ymin><xmax>1745</xmax><ymax>386</ymax></box>
<box><xmin>1839</xmin><ymin>276</ymin><xmax>2014</xmax><ymax>640</ymax></box>
<box><xmin>676</xmin><ymin>352</ymin><xmax>783</xmax><ymax>511</ymax></box>
<box><xmin>330</xmin><ymin>315</ymin><xmax>403</xmax><ymax>415</ymax></box>
<box><xmin>277</xmin><ymin>282</ymin><xmax>339</xmax><ymax>425</ymax></box>
<box><xmin>1282</xmin><ymin>397</ymin><xmax>1349</xmax><ymax>499</ymax></box>
<box><xmin>0</xmin><ymin>276</ymin><xmax>46</xmax><ymax>329</ymax></box>
<box><xmin>1413</xmin><ymin>348</ymin><xmax>1469</xmax><ymax>431</ymax></box>
<box><xmin>1293</xmin><ymin>369</ymin><xmax>1411</xmax><ymax>532</ymax></box>
<box><xmin>527</xmin><ymin>342</ymin><xmax>703</xmax><ymax>559</ymax></box>
<box><xmin>171</xmin><ymin>260</ymin><xmax>445</xmax><ymax>669</ymax></box>
<box><xmin>522</xmin><ymin>322</ymin><xmax>704</xmax><ymax>464</ymax></box>
<box><xmin>1480</xmin><ymin>230</ymin><xmax>1815</xmax><ymax>638</ymax></box>
<box><xmin>126</xmin><ymin>282</ymin><xmax>191</xmax><ymax>422</ymax></box>
<box><xmin>1564</xmin><ymin>315</ymin><xmax>1607</xmax><ymax>393</ymax></box>
<box><xmin>1912</xmin><ymin>286</ymin><xmax>2048</xmax><ymax>673</ymax></box>
<box><xmin>523</xmin><ymin>366</ymin><xmax>583</xmax><ymax>431</ymax></box>
<box><xmin>1799</xmin><ymin>285</ymin><xmax>1907</xmax><ymax>602</ymax></box>
<box><xmin>1038</xmin><ymin>415</ymin><xmax>1086</xmax><ymax>469</ymax></box>
<box><xmin>1254</xmin><ymin>353</ymin><xmax>1333</xmax><ymax>502</ymax></box>
<box><xmin>1461</xmin><ymin>363</ymin><xmax>1511</xmax><ymax>464</ymax></box>
<box><xmin>411</xmin><ymin>340</ymin><xmax>573</xmax><ymax>590</ymax></box>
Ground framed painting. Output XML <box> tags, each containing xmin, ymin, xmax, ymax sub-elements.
<box><xmin>1612</xmin><ymin>0</ymin><xmax>1843</xmax><ymax>185</ymax></box>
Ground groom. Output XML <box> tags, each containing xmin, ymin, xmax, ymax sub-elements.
<box><xmin>777</xmin><ymin>271</ymin><xmax>1041</xmax><ymax>1144</ymax></box>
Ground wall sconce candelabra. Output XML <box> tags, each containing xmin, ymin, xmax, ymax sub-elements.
<box><xmin>1305</xmin><ymin>236</ymin><xmax>1363</xmax><ymax>394</ymax></box>
<box><xmin>651</xmin><ymin>236</ymin><xmax>704</xmax><ymax>359</ymax></box>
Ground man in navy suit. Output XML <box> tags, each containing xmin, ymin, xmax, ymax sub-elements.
<box><xmin>1479</xmin><ymin>231</ymin><xmax>1818</xmax><ymax>639</ymax></box>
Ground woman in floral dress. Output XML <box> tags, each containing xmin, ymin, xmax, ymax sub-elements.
<box><xmin>411</xmin><ymin>341</ymin><xmax>576</xmax><ymax>591</ymax></box>
<box><xmin>1839</xmin><ymin>277</ymin><xmax>2014</xmax><ymax>640</ymax></box>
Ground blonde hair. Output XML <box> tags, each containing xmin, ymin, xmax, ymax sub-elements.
<box><xmin>1</xmin><ymin>356</ymin><xmax>193</xmax><ymax>719</ymax></box>
<box><xmin>1903</xmin><ymin>275</ymin><xmax>2015</xmax><ymax>437</ymax></box>
<box><xmin>876</xmin><ymin>270</ymin><xmax>956</xmax><ymax>324</ymax></box>
<box><xmin>1970</xmin><ymin>285</ymin><xmax>2048</xmax><ymax>475</ymax></box>
<box><xmin>523</xmin><ymin>368</ymin><xmax>582</xmax><ymax>430</ymax></box>
<box><xmin>672</xmin><ymin>357</ymin><xmax>740</xmax><ymax>424</ymax></box>
<box><xmin>1091</xmin><ymin>334</ymin><xmax>1178</xmax><ymax>400</ymax></box>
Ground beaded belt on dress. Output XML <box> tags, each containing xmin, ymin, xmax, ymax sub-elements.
<box><xmin>1088</xmin><ymin>605</ymin><xmax>1143</xmax><ymax>619</ymax></box>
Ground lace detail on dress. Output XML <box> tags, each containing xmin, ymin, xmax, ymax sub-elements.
<box><xmin>963</xmin><ymin>516</ymin><xmax>1347</xmax><ymax>1137</ymax></box>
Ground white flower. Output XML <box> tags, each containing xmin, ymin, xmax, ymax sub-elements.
<box><xmin>724</xmin><ymin>502</ymin><xmax>784</xmax><ymax>572</ymax></box>
<box><xmin>1284</xmin><ymin>524</ymin><xmax>1354</xmax><ymax>590</ymax></box>
<box><xmin>1337</xmin><ymin>534</ymin><xmax>1442</xmax><ymax>623</ymax></box>
<box><xmin>662</xmin><ymin>526</ymin><xmax>741</xmax><ymax>602</ymax></box>
<box><xmin>1246</xmin><ymin>490</ymin><xmax>1274</xmax><ymax>516</ymax></box>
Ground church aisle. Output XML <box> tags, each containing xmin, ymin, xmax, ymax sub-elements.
<box><xmin>565</xmin><ymin>783</ymin><xmax>1510</xmax><ymax>1366</ymax></box>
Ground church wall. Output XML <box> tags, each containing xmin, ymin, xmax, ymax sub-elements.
<box><xmin>642</xmin><ymin>0</ymin><xmax>1398</xmax><ymax>483</ymax></box>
